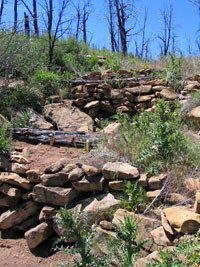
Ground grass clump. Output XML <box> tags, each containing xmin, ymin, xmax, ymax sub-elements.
<box><xmin>104</xmin><ymin>99</ymin><xmax>200</xmax><ymax>175</ymax></box>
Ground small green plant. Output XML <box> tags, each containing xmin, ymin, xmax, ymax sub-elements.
<box><xmin>0</xmin><ymin>123</ymin><xmax>12</xmax><ymax>157</ymax></box>
<box><xmin>103</xmin><ymin>52</ymin><xmax>122</xmax><ymax>72</ymax></box>
<box><xmin>55</xmin><ymin>208</ymin><xmax>108</xmax><ymax>267</ymax></box>
<box><xmin>120</xmin><ymin>181</ymin><xmax>147</xmax><ymax>212</ymax></box>
<box><xmin>166</xmin><ymin>52</ymin><xmax>183</xmax><ymax>91</ymax></box>
<box><xmin>110</xmin><ymin>215</ymin><xmax>145</xmax><ymax>267</ymax></box>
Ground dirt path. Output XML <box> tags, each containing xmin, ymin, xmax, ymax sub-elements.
<box><xmin>0</xmin><ymin>140</ymin><xmax>86</xmax><ymax>267</ymax></box>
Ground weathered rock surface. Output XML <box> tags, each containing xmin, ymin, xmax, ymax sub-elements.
<box><xmin>25</xmin><ymin>222</ymin><xmax>54</xmax><ymax>249</ymax></box>
<box><xmin>72</xmin><ymin>175</ymin><xmax>105</xmax><ymax>192</ymax></box>
<box><xmin>148</xmin><ymin>173</ymin><xmax>167</xmax><ymax>190</ymax></box>
<box><xmin>0</xmin><ymin>172</ymin><xmax>31</xmax><ymax>190</ymax></box>
<box><xmin>188</xmin><ymin>106</ymin><xmax>200</xmax><ymax>123</ymax></box>
<box><xmin>26</xmin><ymin>169</ymin><xmax>40</xmax><ymax>183</ymax></box>
<box><xmin>0</xmin><ymin>201</ymin><xmax>40</xmax><ymax>229</ymax></box>
<box><xmin>135</xmin><ymin>251</ymin><xmax>161</xmax><ymax>267</ymax></box>
<box><xmin>81</xmin><ymin>164</ymin><xmax>101</xmax><ymax>177</ymax></box>
<box><xmin>39</xmin><ymin>206</ymin><xmax>56</xmax><ymax>222</ymax></box>
<box><xmin>163</xmin><ymin>206</ymin><xmax>200</xmax><ymax>233</ymax></box>
<box><xmin>109</xmin><ymin>180</ymin><xmax>125</xmax><ymax>191</ymax></box>
<box><xmin>10</xmin><ymin>155</ymin><xmax>30</xmax><ymax>164</ymax></box>
<box><xmin>0</xmin><ymin>183</ymin><xmax>22</xmax><ymax>198</ymax></box>
<box><xmin>0</xmin><ymin>193</ymin><xmax>19</xmax><ymax>207</ymax></box>
<box><xmin>151</xmin><ymin>226</ymin><xmax>173</xmax><ymax>246</ymax></box>
<box><xmin>43</xmin><ymin>101</ymin><xmax>93</xmax><ymax>132</ymax></box>
<box><xmin>33</xmin><ymin>184</ymin><xmax>79</xmax><ymax>206</ymax></box>
<box><xmin>102</xmin><ymin>162</ymin><xmax>139</xmax><ymax>180</ymax></box>
<box><xmin>194</xmin><ymin>191</ymin><xmax>200</xmax><ymax>214</ymax></box>
<box><xmin>41</xmin><ymin>172</ymin><xmax>69</xmax><ymax>187</ymax></box>
<box><xmin>10</xmin><ymin>163</ymin><xmax>29</xmax><ymax>174</ymax></box>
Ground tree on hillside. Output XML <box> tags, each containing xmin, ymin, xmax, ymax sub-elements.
<box><xmin>41</xmin><ymin>0</ymin><xmax>71</xmax><ymax>69</ymax></box>
<box><xmin>106</xmin><ymin>0</ymin><xmax>119</xmax><ymax>52</ymax></box>
<box><xmin>14</xmin><ymin>0</ymin><xmax>19</xmax><ymax>32</ymax></box>
<box><xmin>0</xmin><ymin>0</ymin><xmax>6</xmax><ymax>24</ymax></box>
<box><xmin>20</xmin><ymin>0</ymin><xmax>39</xmax><ymax>37</ymax></box>
<box><xmin>134</xmin><ymin>8</ymin><xmax>151</xmax><ymax>59</ymax></box>
<box><xmin>114</xmin><ymin>0</ymin><xmax>137</xmax><ymax>56</ymax></box>
<box><xmin>73</xmin><ymin>0</ymin><xmax>91</xmax><ymax>43</ymax></box>
<box><xmin>158</xmin><ymin>5</ymin><xmax>176</xmax><ymax>57</ymax></box>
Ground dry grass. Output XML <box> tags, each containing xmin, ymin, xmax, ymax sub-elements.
<box><xmin>184</xmin><ymin>177</ymin><xmax>200</xmax><ymax>194</ymax></box>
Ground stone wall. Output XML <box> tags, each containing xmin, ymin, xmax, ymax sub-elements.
<box><xmin>68</xmin><ymin>69</ymin><xmax>200</xmax><ymax>119</ymax></box>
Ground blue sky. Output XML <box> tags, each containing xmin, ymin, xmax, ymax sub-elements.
<box><xmin>4</xmin><ymin>0</ymin><xmax>200</xmax><ymax>57</ymax></box>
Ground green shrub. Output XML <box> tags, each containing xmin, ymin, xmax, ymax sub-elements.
<box><xmin>107</xmin><ymin>99</ymin><xmax>200</xmax><ymax>175</ymax></box>
<box><xmin>103</xmin><ymin>52</ymin><xmax>122</xmax><ymax>72</ymax></box>
<box><xmin>0</xmin><ymin>85</ymin><xmax>43</xmax><ymax>116</ymax></box>
<box><xmin>0</xmin><ymin>124</ymin><xmax>12</xmax><ymax>157</ymax></box>
<box><xmin>0</xmin><ymin>31</ymin><xmax>47</xmax><ymax>79</ymax></box>
<box><xmin>166</xmin><ymin>53</ymin><xmax>183</xmax><ymax>91</ymax></box>
<box><xmin>32</xmin><ymin>69</ymin><xmax>61</xmax><ymax>98</ymax></box>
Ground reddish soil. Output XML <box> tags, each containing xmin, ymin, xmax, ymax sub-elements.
<box><xmin>0</xmin><ymin>140</ymin><xmax>86</xmax><ymax>267</ymax></box>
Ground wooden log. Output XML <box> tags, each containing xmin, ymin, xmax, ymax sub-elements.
<box><xmin>11</xmin><ymin>128</ymin><xmax>100</xmax><ymax>148</ymax></box>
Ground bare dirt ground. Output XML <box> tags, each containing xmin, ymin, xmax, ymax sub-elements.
<box><xmin>0</xmin><ymin>140</ymin><xmax>86</xmax><ymax>267</ymax></box>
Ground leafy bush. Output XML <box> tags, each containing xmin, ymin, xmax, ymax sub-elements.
<box><xmin>31</xmin><ymin>69</ymin><xmax>62</xmax><ymax>98</ymax></box>
<box><xmin>0</xmin><ymin>85</ymin><xmax>43</xmax><ymax>116</ymax></box>
<box><xmin>120</xmin><ymin>181</ymin><xmax>147</xmax><ymax>212</ymax></box>
<box><xmin>0</xmin><ymin>123</ymin><xmax>12</xmax><ymax>157</ymax></box>
<box><xmin>0</xmin><ymin>31</ymin><xmax>47</xmax><ymax>79</ymax></box>
<box><xmin>106</xmin><ymin>99</ymin><xmax>200</xmax><ymax>175</ymax></box>
<box><xmin>103</xmin><ymin>52</ymin><xmax>122</xmax><ymax>72</ymax></box>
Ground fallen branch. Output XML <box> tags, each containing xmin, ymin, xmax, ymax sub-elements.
<box><xmin>11</xmin><ymin>128</ymin><xmax>101</xmax><ymax>148</ymax></box>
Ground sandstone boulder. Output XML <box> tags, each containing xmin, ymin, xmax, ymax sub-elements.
<box><xmin>26</xmin><ymin>169</ymin><xmax>40</xmax><ymax>183</ymax></box>
<box><xmin>188</xmin><ymin>106</ymin><xmax>200</xmax><ymax>123</ymax></box>
<box><xmin>10</xmin><ymin>163</ymin><xmax>29</xmax><ymax>174</ymax></box>
<box><xmin>148</xmin><ymin>173</ymin><xmax>167</xmax><ymax>190</ymax></box>
<box><xmin>72</xmin><ymin>175</ymin><xmax>105</xmax><ymax>192</ymax></box>
<box><xmin>81</xmin><ymin>164</ymin><xmax>101</xmax><ymax>176</ymax></box>
<box><xmin>33</xmin><ymin>184</ymin><xmax>79</xmax><ymax>206</ymax></box>
<box><xmin>43</xmin><ymin>101</ymin><xmax>93</xmax><ymax>132</ymax></box>
<box><xmin>25</xmin><ymin>222</ymin><xmax>54</xmax><ymax>249</ymax></box>
<box><xmin>163</xmin><ymin>206</ymin><xmax>200</xmax><ymax>233</ymax></box>
<box><xmin>102</xmin><ymin>162</ymin><xmax>139</xmax><ymax>180</ymax></box>
<box><xmin>41</xmin><ymin>172</ymin><xmax>69</xmax><ymax>187</ymax></box>
<box><xmin>0</xmin><ymin>172</ymin><xmax>31</xmax><ymax>190</ymax></box>
<box><xmin>109</xmin><ymin>180</ymin><xmax>125</xmax><ymax>191</ymax></box>
<box><xmin>157</xmin><ymin>88</ymin><xmax>176</xmax><ymax>100</ymax></box>
<box><xmin>0</xmin><ymin>201</ymin><xmax>40</xmax><ymax>229</ymax></box>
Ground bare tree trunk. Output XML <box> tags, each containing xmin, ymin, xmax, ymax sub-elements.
<box><xmin>75</xmin><ymin>3</ymin><xmax>81</xmax><ymax>40</ymax></box>
<box><xmin>33</xmin><ymin>0</ymin><xmax>39</xmax><ymax>37</ymax></box>
<box><xmin>20</xmin><ymin>0</ymin><xmax>39</xmax><ymax>36</ymax></box>
<box><xmin>107</xmin><ymin>0</ymin><xmax>117</xmax><ymax>52</ymax></box>
<box><xmin>14</xmin><ymin>0</ymin><xmax>18</xmax><ymax>32</ymax></box>
<box><xmin>0</xmin><ymin>0</ymin><xmax>5</xmax><ymax>24</ymax></box>
<box><xmin>24</xmin><ymin>12</ymin><xmax>30</xmax><ymax>37</ymax></box>
<box><xmin>114</xmin><ymin>0</ymin><xmax>127</xmax><ymax>55</ymax></box>
<box><xmin>158</xmin><ymin>5</ymin><xmax>175</xmax><ymax>57</ymax></box>
<box><xmin>82</xmin><ymin>0</ymin><xmax>91</xmax><ymax>43</ymax></box>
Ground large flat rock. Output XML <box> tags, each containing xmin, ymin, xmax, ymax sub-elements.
<box><xmin>43</xmin><ymin>101</ymin><xmax>93</xmax><ymax>132</ymax></box>
<box><xmin>0</xmin><ymin>201</ymin><xmax>40</xmax><ymax>229</ymax></box>
<box><xmin>33</xmin><ymin>184</ymin><xmax>79</xmax><ymax>206</ymax></box>
<box><xmin>0</xmin><ymin>172</ymin><xmax>31</xmax><ymax>190</ymax></box>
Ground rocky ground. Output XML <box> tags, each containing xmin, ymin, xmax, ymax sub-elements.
<box><xmin>0</xmin><ymin>141</ymin><xmax>83</xmax><ymax>267</ymax></box>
